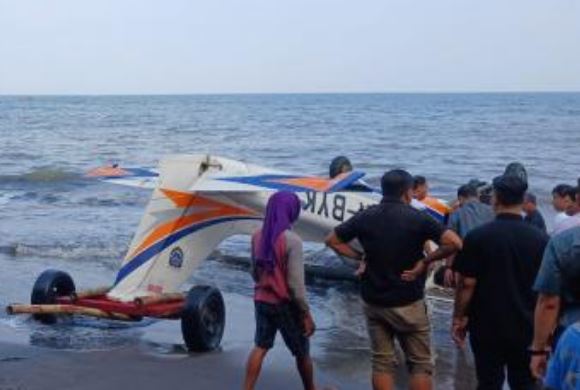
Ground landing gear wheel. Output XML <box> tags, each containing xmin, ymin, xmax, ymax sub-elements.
<box><xmin>181</xmin><ymin>285</ymin><xmax>225</xmax><ymax>352</ymax></box>
<box><xmin>30</xmin><ymin>269</ymin><xmax>76</xmax><ymax>324</ymax></box>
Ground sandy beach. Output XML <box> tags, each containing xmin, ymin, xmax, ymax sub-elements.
<box><xmin>0</xmin><ymin>287</ymin><xmax>477</xmax><ymax>390</ymax></box>
<box><xmin>0</xmin><ymin>306</ymin><xmax>363</xmax><ymax>390</ymax></box>
<box><xmin>0</xmin><ymin>341</ymin><xmax>361</xmax><ymax>390</ymax></box>
<box><xmin>0</xmin><ymin>285</ymin><xmax>365</xmax><ymax>390</ymax></box>
<box><xmin>0</xmin><ymin>241</ymin><xmax>479</xmax><ymax>390</ymax></box>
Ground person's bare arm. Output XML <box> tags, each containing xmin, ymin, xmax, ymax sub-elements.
<box><xmin>401</xmin><ymin>229</ymin><xmax>462</xmax><ymax>281</ymax></box>
<box><xmin>530</xmin><ymin>294</ymin><xmax>561</xmax><ymax>379</ymax></box>
<box><xmin>286</xmin><ymin>233</ymin><xmax>317</xmax><ymax>337</ymax></box>
<box><xmin>531</xmin><ymin>294</ymin><xmax>561</xmax><ymax>350</ymax></box>
<box><xmin>286</xmin><ymin>233</ymin><xmax>309</xmax><ymax>313</ymax></box>
<box><xmin>325</xmin><ymin>231</ymin><xmax>363</xmax><ymax>261</ymax></box>
<box><xmin>451</xmin><ymin>275</ymin><xmax>476</xmax><ymax>347</ymax></box>
<box><xmin>425</xmin><ymin>229</ymin><xmax>463</xmax><ymax>264</ymax></box>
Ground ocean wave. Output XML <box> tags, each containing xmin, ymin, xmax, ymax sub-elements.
<box><xmin>0</xmin><ymin>191</ymin><xmax>26</xmax><ymax>206</ymax></box>
<box><xmin>0</xmin><ymin>151</ymin><xmax>42</xmax><ymax>161</ymax></box>
<box><xmin>0</xmin><ymin>167</ymin><xmax>81</xmax><ymax>185</ymax></box>
<box><xmin>0</xmin><ymin>242</ymin><xmax>126</xmax><ymax>263</ymax></box>
<box><xmin>76</xmin><ymin>196</ymin><xmax>144</xmax><ymax>208</ymax></box>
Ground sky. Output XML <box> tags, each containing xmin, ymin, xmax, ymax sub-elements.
<box><xmin>1</xmin><ymin>0</ymin><xmax>579</xmax><ymax>94</ymax></box>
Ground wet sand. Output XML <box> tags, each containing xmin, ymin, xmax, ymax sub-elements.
<box><xmin>0</xmin><ymin>286</ymin><xmax>365</xmax><ymax>390</ymax></box>
<box><xmin>0</xmin><ymin>254</ymin><xmax>476</xmax><ymax>389</ymax></box>
<box><xmin>0</xmin><ymin>293</ymin><xmax>476</xmax><ymax>390</ymax></box>
<box><xmin>0</xmin><ymin>341</ymin><xmax>361</xmax><ymax>390</ymax></box>
<box><xmin>0</xmin><ymin>327</ymin><xmax>474</xmax><ymax>390</ymax></box>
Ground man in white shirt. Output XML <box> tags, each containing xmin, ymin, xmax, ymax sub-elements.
<box><xmin>551</xmin><ymin>184</ymin><xmax>575</xmax><ymax>231</ymax></box>
<box><xmin>552</xmin><ymin>180</ymin><xmax>580</xmax><ymax>236</ymax></box>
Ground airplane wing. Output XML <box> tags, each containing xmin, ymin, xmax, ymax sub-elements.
<box><xmin>86</xmin><ymin>165</ymin><xmax>159</xmax><ymax>189</ymax></box>
<box><xmin>189</xmin><ymin>170</ymin><xmax>368</xmax><ymax>193</ymax></box>
<box><xmin>88</xmin><ymin>163</ymin><xmax>369</xmax><ymax>193</ymax></box>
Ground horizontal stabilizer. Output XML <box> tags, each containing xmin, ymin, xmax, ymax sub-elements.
<box><xmin>87</xmin><ymin>165</ymin><xmax>159</xmax><ymax>189</ymax></box>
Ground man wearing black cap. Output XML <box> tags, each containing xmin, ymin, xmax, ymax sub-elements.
<box><xmin>452</xmin><ymin>175</ymin><xmax>549</xmax><ymax>390</ymax></box>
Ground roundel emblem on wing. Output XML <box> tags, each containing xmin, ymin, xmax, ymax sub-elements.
<box><xmin>169</xmin><ymin>247</ymin><xmax>184</xmax><ymax>268</ymax></box>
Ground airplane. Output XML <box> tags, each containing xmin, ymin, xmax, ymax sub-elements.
<box><xmin>5</xmin><ymin>154</ymin><xmax>452</xmax><ymax>352</ymax></box>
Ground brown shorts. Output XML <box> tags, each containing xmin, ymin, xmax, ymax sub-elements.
<box><xmin>363</xmin><ymin>299</ymin><xmax>434</xmax><ymax>376</ymax></box>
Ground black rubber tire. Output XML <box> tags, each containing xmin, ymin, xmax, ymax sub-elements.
<box><xmin>30</xmin><ymin>269</ymin><xmax>76</xmax><ymax>324</ymax></box>
<box><xmin>181</xmin><ymin>286</ymin><xmax>225</xmax><ymax>352</ymax></box>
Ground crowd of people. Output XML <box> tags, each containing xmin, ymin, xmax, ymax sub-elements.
<box><xmin>242</xmin><ymin>161</ymin><xmax>580</xmax><ymax>390</ymax></box>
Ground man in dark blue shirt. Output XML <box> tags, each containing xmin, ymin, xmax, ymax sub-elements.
<box><xmin>448</xmin><ymin>184</ymin><xmax>495</xmax><ymax>239</ymax></box>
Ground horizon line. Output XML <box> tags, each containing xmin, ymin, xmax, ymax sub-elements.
<box><xmin>1</xmin><ymin>90</ymin><xmax>580</xmax><ymax>97</ymax></box>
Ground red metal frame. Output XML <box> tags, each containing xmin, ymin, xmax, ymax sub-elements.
<box><xmin>55</xmin><ymin>295</ymin><xmax>185</xmax><ymax>319</ymax></box>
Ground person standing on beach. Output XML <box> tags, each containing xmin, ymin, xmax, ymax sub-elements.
<box><xmin>435</xmin><ymin>184</ymin><xmax>494</xmax><ymax>287</ymax></box>
<box><xmin>551</xmin><ymin>184</ymin><xmax>575</xmax><ymax>229</ymax></box>
<box><xmin>243</xmin><ymin>191</ymin><xmax>317</xmax><ymax>390</ymax></box>
<box><xmin>413</xmin><ymin>175</ymin><xmax>430</xmax><ymax>202</ymax></box>
<box><xmin>448</xmin><ymin>184</ymin><xmax>495</xmax><ymax>239</ymax></box>
<box><xmin>529</xmin><ymin>222</ymin><xmax>580</xmax><ymax>381</ymax></box>
<box><xmin>412</xmin><ymin>175</ymin><xmax>452</xmax><ymax>224</ymax></box>
<box><xmin>523</xmin><ymin>192</ymin><xmax>547</xmax><ymax>234</ymax></box>
<box><xmin>552</xmin><ymin>180</ymin><xmax>580</xmax><ymax>236</ymax></box>
<box><xmin>328</xmin><ymin>155</ymin><xmax>353</xmax><ymax>178</ymax></box>
<box><xmin>540</xmin><ymin>321</ymin><xmax>580</xmax><ymax>390</ymax></box>
<box><xmin>325</xmin><ymin>169</ymin><xmax>462</xmax><ymax>390</ymax></box>
<box><xmin>452</xmin><ymin>175</ymin><xmax>549</xmax><ymax>390</ymax></box>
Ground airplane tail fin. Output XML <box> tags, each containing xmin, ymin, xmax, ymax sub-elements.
<box><xmin>107</xmin><ymin>155</ymin><xmax>261</xmax><ymax>301</ymax></box>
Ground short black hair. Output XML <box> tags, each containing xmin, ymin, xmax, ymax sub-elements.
<box><xmin>382</xmin><ymin>169</ymin><xmax>414</xmax><ymax>198</ymax></box>
<box><xmin>413</xmin><ymin>175</ymin><xmax>427</xmax><ymax>189</ymax></box>
<box><xmin>524</xmin><ymin>192</ymin><xmax>537</xmax><ymax>205</ymax></box>
<box><xmin>329</xmin><ymin>156</ymin><xmax>352</xmax><ymax>179</ymax></box>
<box><xmin>492</xmin><ymin>175</ymin><xmax>528</xmax><ymax>206</ymax></box>
<box><xmin>457</xmin><ymin>184</ymin><xmax>478</xmax><ymax>199</ymax></box>
<box><xmin>565</xmin><ymin>185</ymin><xmax>578</xmax><ymax>201</ymax></box>
<box><xmin>552</xmin><ymin>184</ymin><xmax>575</xmax><ymax>199</ymax></box>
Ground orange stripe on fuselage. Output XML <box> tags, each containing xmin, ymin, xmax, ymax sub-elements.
<box><xmin>128</xmin><ymin>189</ymin><xmax>257</xmax><ymax>260</ymax></box>
<box><xmin>274</xmin><ymin>171</ymin><xmax>350</xmax><ymax>192</ymax></box>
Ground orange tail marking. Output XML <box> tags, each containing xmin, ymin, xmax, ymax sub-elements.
<box><xmin>128</xmin><ymin>189</ymin><xmax>256</xmax><ymax>259</ymax></box>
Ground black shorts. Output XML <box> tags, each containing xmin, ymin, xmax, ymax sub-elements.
<box><xmin>254</xmin><ymin>301</ymin><xmax>309</xmax><ymax>358</ymax></box>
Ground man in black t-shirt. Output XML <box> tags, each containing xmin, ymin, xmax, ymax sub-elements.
<box><xmin>326</xmin><ymin>169</ymin><xmax>462</xmax><ymax>390</ymax></box>
<box><xmin>452</xmin><ymin>175</ymin><xmax>549</xmax><ymax>390</ymax></box>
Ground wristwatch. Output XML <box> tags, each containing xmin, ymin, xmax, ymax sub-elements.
<box><xmin>528</xmin><ymin>347</ymin><xmax>550</xmax><ymax>356</ymax></box>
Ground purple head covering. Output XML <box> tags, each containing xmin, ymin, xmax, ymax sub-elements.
<box><xmin>256</xmin><ymin>191</ymin><xmax>301</xmax><ymax>272</ymax></box>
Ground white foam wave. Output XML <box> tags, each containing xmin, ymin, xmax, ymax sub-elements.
<box><xmin>1</xmin><ymin>242</ymin><xmax>126</xmax><ymax>263</ymax></box>
<box><xmin>0</xmin><ymin>190</ymin><xmax>28</xmax><ymax>210</ymax></box>
<box><xmin>0</xmin><ymin>167</ymin><xmax>81</xmax><ymax>185</ymax></box>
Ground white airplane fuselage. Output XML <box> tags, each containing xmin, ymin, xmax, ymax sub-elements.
<box><xmin>94</xmin><ymin>154</ymin><xmax>437</xmax><ymax>302</ymax></box>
